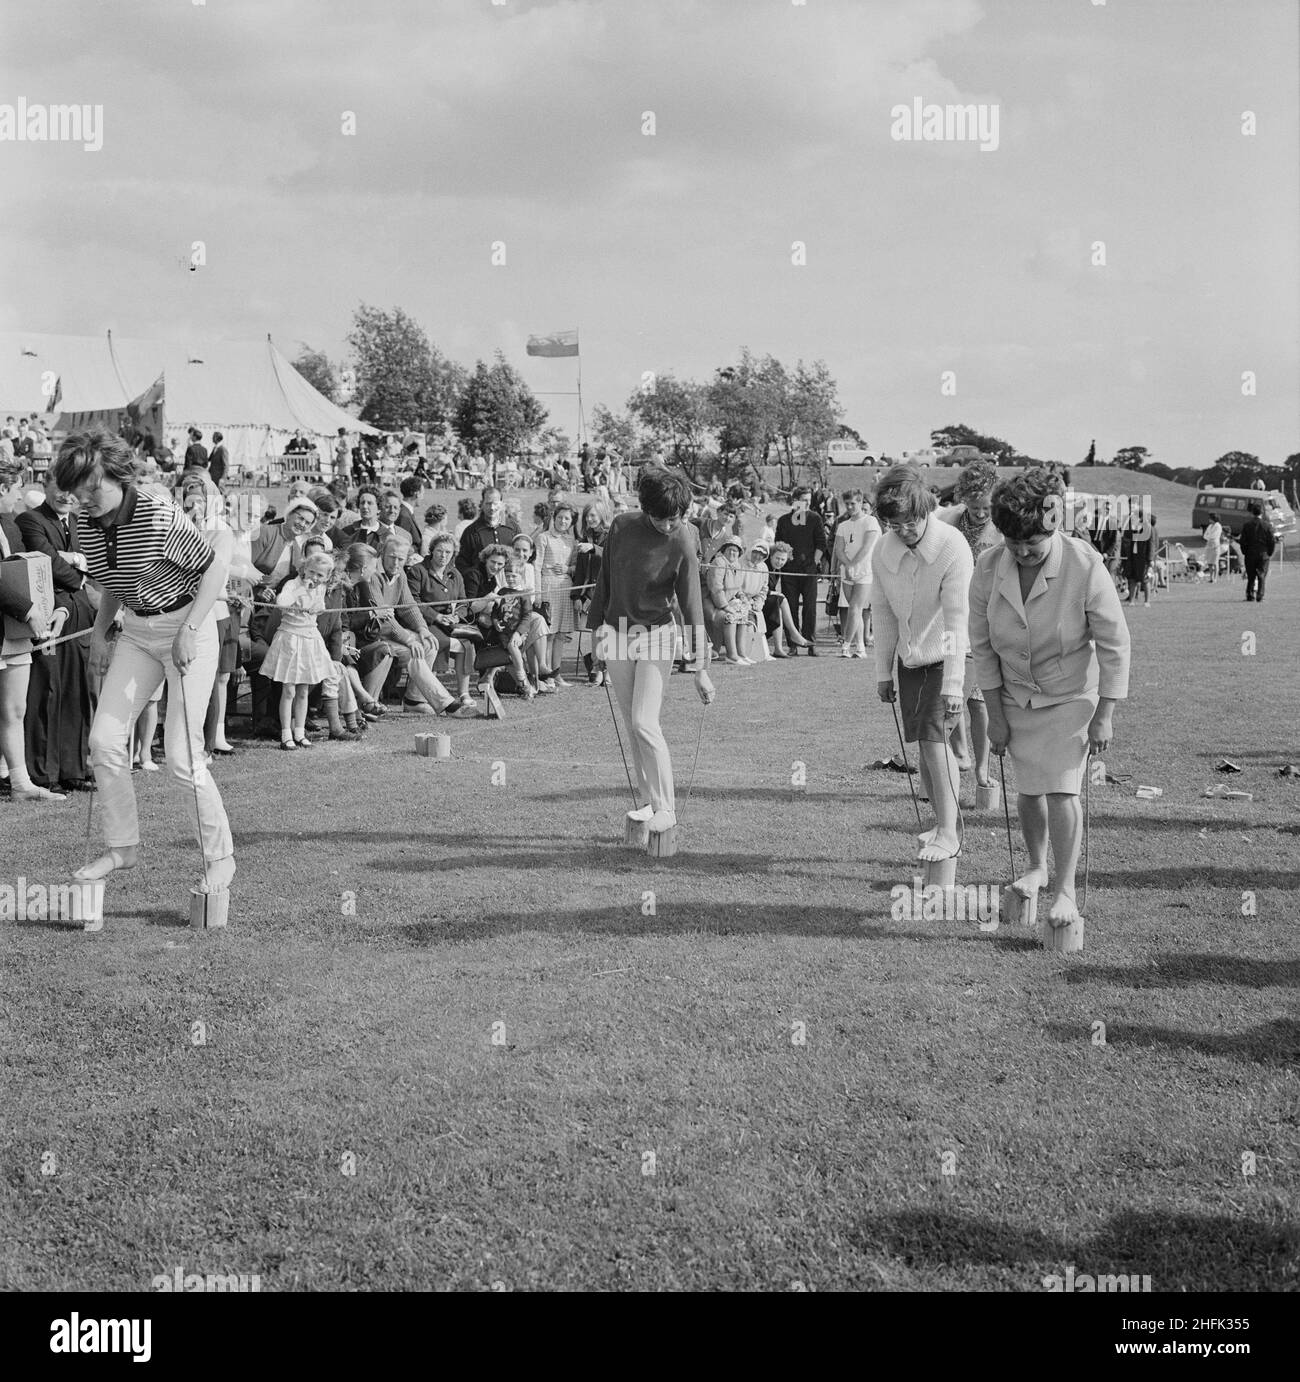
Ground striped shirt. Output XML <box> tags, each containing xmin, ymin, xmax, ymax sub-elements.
<box><xmin>77</xmin><ymin>484</ymin><xmax>214</xmax><ymax>614</ymax></box>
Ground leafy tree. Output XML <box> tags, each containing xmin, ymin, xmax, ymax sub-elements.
<box><xmin>929</xmin><ymin>423</ymin><xmax>1014</xmax><ymax>461</ymax></box>
<box><xmin>1143</xmin><ymin>462</ymin><xmax>1176</xmax><ymax>481</ymax></box>
<box><xmin>590</xmin><ymin>404</ymin><xmax>639</xmax><ymax>461</ymax></box>
<box><xmin>1206</xmin><ymin>450</ymin><xmax>1262</xmax><ymax>488</ymax></box>
<box><xmin>292</xmin><ymin>348</ymin><xmax>339</xmax><ymax>403</ymax></box>
<box><xmin>626</xmin><ymin>373</ymin><xmax>714</xmax><ymax>478</ymax></box>
<box><xmin>347</xmin><ymin>304</ymin><xmax>466</xmax><ymax>433</ymax></box>
<box><xmin>453</xmin><ymin>352</ymin><xmax>548</xmax><ymax>467</ymax></box>
<box><xmin>1113</xmin><ymin>445</ymin><xmax>1149</xmax><ymax>470</ymax></box>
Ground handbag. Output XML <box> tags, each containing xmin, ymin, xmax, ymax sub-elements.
<box><xmin>825</xmin><ymin>578</ymin><xmax>840</xmax><ymax>616</ymax></box>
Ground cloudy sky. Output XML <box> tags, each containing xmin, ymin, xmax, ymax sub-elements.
<box><xmin>2</xmin><ymin>0</ymin><xmax>1297</xmax><ymax>466</ymax></box>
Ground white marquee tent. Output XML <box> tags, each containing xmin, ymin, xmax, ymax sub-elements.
<box><xmin>0</xmin><ymin>331</ymin><xmax>377</xmax><ymax>471</ymax></box>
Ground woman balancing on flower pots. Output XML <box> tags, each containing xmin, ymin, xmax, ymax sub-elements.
<box><xmin>968</xmin><ymin>468</ymin><xmax>1130</xmax><ymax>932</ymax></box>
<box><xmin>587</xmin><ymin>467</ymin><xmax>715</xmax><ymax>838</ymax></box>
<box><xmin>55</xmin><ymin>430</ymin><xmax>236</xmax><ymax>896</ymax></box>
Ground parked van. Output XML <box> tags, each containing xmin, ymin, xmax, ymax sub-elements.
<box><xmin>1192</xmin><ymin>487</ymin><xmax>1296</xmax><ymax>539</ymax></box>
<box><xmin>827</xmin><ymin>440</ymin><xmax>877</xmax><ymax>466</ymax></box>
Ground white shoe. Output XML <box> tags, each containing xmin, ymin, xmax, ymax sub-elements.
<box><xmin>736</xmin><ymin>656</ymin><xmax>754</xmax><ymax>666</ymax></box>
<box><xmin>840</xmin><ymin>646</ymin><xmax>853</xmax><ymax>658</ymax></box>
<box><xmin>850</xmin><ymin>647</ymin><xmax>868</xmax><ymax>659</ymax></box>
<box><xmin>647</xmin><ymin>809</ymin><xmax>677</xmax><ymax>833</ymax></box>
<box><xmin>627</xmin><ymin>804</ymin><xmax>654</xmax><ymax>822</ymax></box>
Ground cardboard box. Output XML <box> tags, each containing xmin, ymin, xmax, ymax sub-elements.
<box><xmin>1</xmin><ymin>552</ymin><xmax>55</xmax><ymax>650</ymax></box>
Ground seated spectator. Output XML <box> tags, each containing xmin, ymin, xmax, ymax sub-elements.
<box><xmin>250</xmin><ymin>496</ymin><xmax>320</xmax><ymax>583</ymax></box>
<box><xmin>708</xmin><ymin>536</ymin><xmax>759</xmax><ymax>664</ymax></box>
<box><xmin>328</xmin><ymin>485</ymin><xmax>391</xmax><ymax>553</ymax></box>
<box><xmin>510</xmin><ymin>533</ymin><xmax>540</xmax><ymax>595</ymax></box>
<box><xmin>763</xmin><ymin>542</ymin><xmax>813</xmax><ymax>657</ymax></box>
<box><xmin>369</xmin><ymin>535</ymin><xmax>467</xmax><ymax>715</ymax></box>
<box><xmin>464</xmin><ymin>544</ymin><xmax>546</xmax><ymax>699</ymax></box>
<box><xmin>419</xmin><ymin>502</ymin><xmax>449</xmax><ymax>556</ymax></box>
<box><xmin>410</xmin><ymin>533</ymin><xmax>477</xmax><ymax>707</ymax></box>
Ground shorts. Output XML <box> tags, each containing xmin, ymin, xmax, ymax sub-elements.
<box><xmin>216</xmin><ymin>615</ymin><xmax>239</xmax><ymax>675</ymax></box>
<box><xmin>897</xmin><ymin>660</ymin><xmax>947</xmax><ymax>743</ymax></box>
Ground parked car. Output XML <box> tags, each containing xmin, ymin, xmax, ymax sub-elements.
<box><xmin>1192</xmin><ymin>487</ymin><xmax>1296</xmax><ymax>539</ymax></box>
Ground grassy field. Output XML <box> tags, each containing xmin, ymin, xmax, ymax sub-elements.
<box><xmin>2</xmin><ymin>557</ymin><xmax>1298</xmax><ymax>1291</ymax></box>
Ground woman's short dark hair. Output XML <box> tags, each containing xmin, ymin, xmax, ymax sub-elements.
<box><xmin>954</xmin><ymin>460</ymin><xmax>998</xmax><ymax>505</ymax></box>
<box><xmin>344</xmin><ymin>543</ymin><xmax>376</xmax><ymax>574</ymax></box>
<box><xmin>990</xmin><ymin>467</ymin><xmax>1067</xmax><ymax>541</ymax></box>
<box><xmin>356</xmin><ymin>485</ymin><xmax>381</xmax><ymax>506</ymax></box>
<box><xmin>637</xmin><ymin>466</ymin><xmax>692</xmax><ymax>520</ymax></box>
<box><xmin>457</xmin><ymin>498</ymin><xmax>478</xmax><ymax>520</ymax></box>
<box><xmin>480</xmin><ymin>543</ymin><xmax>512</xmax><ymax>564</ymax></box>
<box><xmin>874</xmin><ymin>464</ymin><xmax>936</xmax><ymax>524</ymax></box>
<box><xmin>54</xmin><ymin>429</ymin><xmax>138</xmax><ymax>492</ymax></box>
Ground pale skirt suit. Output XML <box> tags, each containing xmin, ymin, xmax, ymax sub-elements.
<box><xmin>968</xmin><ymin>532</ymin><xmax>1130</xmax><ymax>796</ymax></box>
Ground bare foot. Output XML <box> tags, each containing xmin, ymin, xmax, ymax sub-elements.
<box><xmin>917</xmin><ymin>826</ymin><xmax>937</xmax><ymax>848</ymax></box>
<box><xmin>195</xmin><ymin>856</ymin><xmax>237</xmax><ymax>894</ymax></box>
<box><xmin>917</xmin><ymin>828</ymin><xmax>960</xmax><ymax>861</ymax></box>
<box><xmin>1010</xmin><ymin>867</ymin><xmax>1049</xmax><ymax>899</ymax></box>
<box><xmin>1047</xmin><ymin>891</ymin><xmax>1081</xmax><ymax>929</ymax></box>
<box><xmin>75</xmin><ymin>847</ymin><xmax>138</xmax><ymax>881</ymax></box>
<box><xmin>953</xmin><ymin>753</ymin><xmax>973</xmax><ymax>772</ymax></box>
<box><xmin>12</xmin><ymin>785</ymin><xmax>68</xmax><ymax>803</ymax></box>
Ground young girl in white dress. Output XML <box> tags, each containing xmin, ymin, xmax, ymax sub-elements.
<box><xmin>260</xmin><ymin>551</ymin><xmax>334</xmax><ymax>750</ymax></box>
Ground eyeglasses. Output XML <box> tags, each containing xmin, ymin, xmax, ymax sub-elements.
<box><xmin>883</xmin><ymin>520</ymin><xmax>921</xmax><ymax>534</ymax></box>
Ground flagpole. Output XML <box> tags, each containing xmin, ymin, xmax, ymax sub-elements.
<box><xmin>576</xmin><ymin>330</ymin><xmax>586</xmax><ymax>444</ymax></box>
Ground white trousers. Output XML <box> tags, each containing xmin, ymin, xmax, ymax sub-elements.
<box><xmin>89</xmin><ymin>605</ymin><xmax>234</xmax><ymax>861</ymax></box>
<box><xmin>604</xmin><ymin>654</ymin><xmax>675</xmax><ymax>814</ymax></box>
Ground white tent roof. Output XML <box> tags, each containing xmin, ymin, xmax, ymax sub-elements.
<box><xmin>0</xmin><ymin>331</ymin><xmax>376</xmax><ymax>438</ymax></box>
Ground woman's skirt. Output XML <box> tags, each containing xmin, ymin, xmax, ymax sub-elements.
<box><xmin>539</xmin><ymin>573</ymin><xmax>574</xmax><ymax>633</ymax></box>
<box><xmin>259</xmin><ymin>629</ymin><xmax>333</xmax><ymax>685</ymax></box>
<box><xmin>1003</xmin><ymin>691</ymin><xmax>1096</xmax><ymax>796</ymax></box>
<box><xmin>962</xmin><ymin>655</ymin><xmax>984</xmax><ymax>704</ymax></box>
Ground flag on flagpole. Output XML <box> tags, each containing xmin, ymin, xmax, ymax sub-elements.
<box><xmin>526</xmin><ymin>330</ymin><xmax>579</xmax><ymax>358</ymax></box>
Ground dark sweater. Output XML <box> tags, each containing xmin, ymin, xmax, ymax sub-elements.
<box><xmin>587</xmin><ymin>511</ymin><xmax>706</xmax><ymax>636</ymax></box>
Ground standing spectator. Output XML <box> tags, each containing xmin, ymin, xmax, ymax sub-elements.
<box><xmin>832</xmin><ymin>489</ymin><xmax>881</xmax><ymax>658</ymax></box>
<box><xmin>572</xmin><ymin>506</ymin><xmax>609</xmax><ymax>683</ymax></box>
<box><xmin>251</xmin><ymin>496</ymin><xmax>320</xmax><ymax>580</ymax></box>
<box><xmin>1239</xmin><ymin>500</ymin><xmax>1276</xmax><ymax>603</ymax></box>
<box><xmin>334</xmin><ymin>428</ymin><xmax>351</xmax><ymax>482</ymax></box>
<box><xmin>1201</xmin><ymin>516</ymin><xmax>1224</xmax><ymax>584</ymax></box>
<box><xmin>394</xmin><ymin>476</ymin><xmax>424</xmax><ymax>549</ymax></box>
<box><xmin>1120</xmin><ymin>509</ymin><xmax>1157</xmax><ymax>607</ymax></box>
<box><xmin>535</xmin><ymin>503</ymin><xmax>577</xmax><ymax>684</ymax></box>
<box><xmin>452</xmin><ymin>496</ymin><xmax>479</xmax><ymax>544</ymax></box>
<box><xmin>184</xmin><ymin>428</ymin><xmax>209</xmax><ymax>470</ymax></box>
<box><xmin>456</xmin><ymin>486</ymin><xmax>519</xmax><ymax>576</ymax></box>
<box><xmin>17</xmin><ymin>471</ymin><xmax>96</xmax><ymax>791</ymax></box>
<box><xmin>871</xmin><ymin>464</ymin><xmax>973</xmax><ymax>865</ymax></box>
<box><xmin>774</xmin><ymin>485</ymin><xmax>825</xmax><ymax>653</ymax></box>
<box><xmin>207</xmin><ymin>431</ymin><xmax>229</xmax><ymax>488</ymax></box>
<box><xmin>1</xmin><ymin>459</ymin><xmax>62</xmax><ymax>801</ymax></box>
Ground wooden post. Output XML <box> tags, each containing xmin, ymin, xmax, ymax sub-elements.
<box><xmin>922</xmin><ymin>855</ymin><xmax>958</xmax><ymax>889</ymax></box>
<box><xmin>189</xmin><ymin>889</ymin><xmax>230</xmax><ymax>930</ymax></box>
<box><xmin>1042</xmin><ymin>912</ymin><xmax>1084</xmax><ymax>954</ymax></box>
<box><xmin>625</xmin><ymin>818</ymin><xmax>650</xmax><ymax>848</ymax></box>
<box><xmin>646</xmin><ymin>826</ymin><xmax>678</xmax><ymax>858</ymax></box>
<box><xmin>975</xmin><ymin>781</ymin><xmax>1001</xmax><ymax>812</ymax></box>
<box><xmin>1002</xmin><ymin>883</ymin><xmax>1039</xmax><ymax>929</ymax></box>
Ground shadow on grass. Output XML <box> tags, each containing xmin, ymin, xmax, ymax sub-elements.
<box><xmin>390</xmin><ymin>903</ymin><xmax>1041</xmax><ymax>944</ymax></box>
<box><xmin>1087</xmin><ymin>865</ymin><xmax>1300</xmax><ymax>890</ymax></box>
<box><xmin>1081</xmin><ymin>813</ymin><xmax>1286</xmax><ymax>834</ymax></box>
<box><xmin>1066</xmin><ymin>954</ymin><xmax>1300</xmax><ymax>989</ymax></box>
<box><xmin>527</xmin><ymin>784</ymin><xmax>877</xmax><ymax>806</ymax></box>
<box><xmin>1043</xmin><ymin>1017</ymin><xmax>1300</xmax><ymax>1066</ymax></box>
<box><xmin>849</xmin><ymin>1207</ymin><xmax>1297</xmax><ymax>1289</ymax></box>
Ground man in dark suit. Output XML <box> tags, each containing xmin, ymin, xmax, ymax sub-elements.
<box><xmin>208</xmin><ymin>431</ymin><xmax>229</xmax><ymax>488</ymax></box>
<box><xmin>774</xmin><ymin>485</ymin><xmax>825</xmax><ymax>652</ymax></box>
<box><xmin>394</xmin><ymin>476</ymin><xmax>424</xmax><ymax>549</ymax></box>
<box><xmin>1239</xmin><ymin>500</ymin><xmax>1277</xmax><ymax>603</ymax></box>
<box><xmin>15</xmin><ymin>474</ymin><xmax>96</xmax><ymax>790</ymax></box>
<box><xmin>184</xmin><ymin>427</ymin><xmax>209</xmax><ymax>469</ymax></box>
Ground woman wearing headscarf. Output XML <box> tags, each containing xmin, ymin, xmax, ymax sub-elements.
<box><xmin>969</xmin><ymin>468</ymin><xmax>1130</xmax><ymax>931</ymax></box>
<box><xmin>939</xmin><ymin>460</ymin><xmax>1002</xmax><ymax>788</ymax></box>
